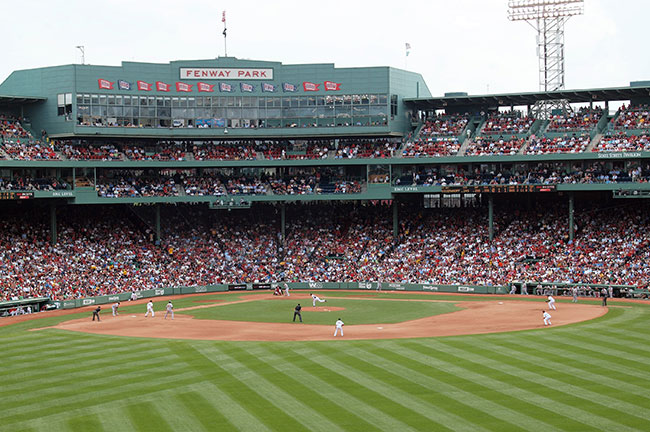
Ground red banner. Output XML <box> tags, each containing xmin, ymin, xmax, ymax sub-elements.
<box><xmin>176</xmin><ymin>82</ymin><xmax>193</xmax><ymax>92</ymax></box>
<box><xmin>303</xmin><ymin>82</ymin><xmax>320</xmax><ymax>92</ymax></box>
<box><xmin>324</xmin><ymin>81</ymin><xmax>341</xmax><ymax>91</ymax></box>
<box><xmin>137</xmin><ymin>81</ymin><xmax>152</xmax><ymax>91</ymax></box>
<box><xmin>197</xmin><ymin>82</ymin><xmax>215</xmax><ymax>92</ymax></box>
<box><xmin>98</xmin><ymin>79</ymin><xmax>114</xmax><ymax>90</ymax></box>
<box><xmin>156</xmin><ymin>81</ymin><xmax>171</xmax><ymax>92</ymax></box>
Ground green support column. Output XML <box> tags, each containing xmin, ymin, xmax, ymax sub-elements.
<box><xmin>569</xmin><ymin>193</ymin><xmax>574</xmax><ymax>242</ymax></box>
<box><xmin>488</xmin><ymin>194</ymin><xmax>494</xmax><ymax>241</ymax></box>
<box><xmin>155</xmin><ymin>204</ymin><xmax>161</xmax><ymax>243</ymax></box>
<box><xmin>50</xmin><ymin>204</ymin><xmax>57</xmax><ymax>244</ymax></box>
<box><xmin>392</xmin><ymin>198</ymin><xmax>398</xmax><ymax>241</ymax></box>
<box><xmin>72</xmin><ymin>168</ymin><xmax>76</xmax><ymax>190</ymax></box>
<box><xmin>280</xmin><ymin>203</ymin><xmax>286</xmax><ymax>246</ymax></box>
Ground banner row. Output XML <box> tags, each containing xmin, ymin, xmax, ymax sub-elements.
<box><xmin>98</xmin><ymin>79</ymin><xmax>342</xmax><ymax>93</ymax></box>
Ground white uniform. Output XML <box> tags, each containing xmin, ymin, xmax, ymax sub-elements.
<box><xmin>111</xmin><ymin>302</ymin><xmax>119</xmax><ymax>316</ymax></box>
<box><xmin>130</xmin><ymin>292</ymin><xmax>138</xmax><ymax>301</ymax></box>
<box><xmin>284</xmin><ymin>284</ymin><xmax>290</xmax><ymax>296</ymax></box>
<box><xmin>164</xmin><ymin>301</ymin><xmax>174</xmax><ymax>320</ymax></box>
<box><xmin>145</xmin><ymin>300</ymin><xmax>154</xmax><ymax>317</ymax></box>
<box><xmin>547</xmin><ymin>295</ymin><xmax>556</xmax><ymax>310</ymax></box>
<box><xmin>311</xmin><ymin>294</ymin><xmax>326</xmax><ymax>307</ymax></box>
<box><xmin>334</xmin><ymin>319</ymin><xmax>344</xmax><ymax>336</ymax></box>
<box><xmin>543</xmin><ymin>311</ymin><xmax>552</xmax><ymax>326</ymax></box>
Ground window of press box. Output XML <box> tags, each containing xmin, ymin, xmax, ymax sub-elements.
<box><xmin>57</xmin><ymin>93</ymin><xmax>72</xmax><ymax>116</ymax></box>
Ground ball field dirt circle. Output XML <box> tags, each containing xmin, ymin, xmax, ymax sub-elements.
<box><xmin>36</xmin><ymin>292</ymin><xmax>608</xmax><ymax>341</ymax></box>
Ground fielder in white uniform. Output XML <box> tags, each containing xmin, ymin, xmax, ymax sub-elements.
<box><xmin>542</xmin><ymin>310</ymin><xmax>552</xmax><ymax>326</ymax></box>
<box><xmin>284</xmin><ymin>283</ymin><xmax>290</xmax><ymax>297</ymax></box>
<box><xmin>311</xmin><ymin>293</ymin><xmax>326</xmax><ymax>307</ymax></box>
<box><xmin>164</xmin><ymin>300</ymin><xmax>174</xmax><ymax>320</ymax></box>
<box><xmin>547</xmin><ymin>295</ymin><xmax>556</xmax><ymax>310</ymax></box>
<box><xmin>111</xmin><ymin>302</ymin><xmax>120</xmax><ymax>316</ymax></box>
<box><xmin>334</xmin><ymin>318</ymin><xmax>344</xmax><ymax>336</ymax></box>
<box><xmin>145</xmin><ymin>300</ymin><xmax>154</xmax><ymax>317</ymax></box>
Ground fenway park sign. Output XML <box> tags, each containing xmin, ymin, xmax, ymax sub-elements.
<box><xmin>180</xmin><ymin>68</ymin><xmax>273</xmax><ymax>80</ymax></box>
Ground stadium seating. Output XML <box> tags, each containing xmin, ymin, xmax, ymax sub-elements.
<box><xmin>614</xmin><ymin>104</ymin><xmax>650</xmax><ymax>130</ymax></box>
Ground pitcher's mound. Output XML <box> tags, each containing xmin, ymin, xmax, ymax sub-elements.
<box><xmin>302</xmin><ymin>306</ymin><xmax>345</xmax><ymax>312</ymax></box>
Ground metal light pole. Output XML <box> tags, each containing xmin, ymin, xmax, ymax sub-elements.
<box><xmin>508</xmin><ymin>0</ymin><xmax>584</xmax><ymax>119</ymax></box>
<box><xmin>76</xmin><ymin>45</ymin><xmax>85</xmax><ymax>65</ymax></box>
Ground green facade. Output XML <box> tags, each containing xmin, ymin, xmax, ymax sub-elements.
<box><xmin>0</xmin><ymin>57</ymin><xmax>431</xmax><ymax>138</ymax></box>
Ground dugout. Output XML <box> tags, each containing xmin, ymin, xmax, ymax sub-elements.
<box><xmin>0</xmin><ymin>297</ymin><xmax>51</xmax><ymax>317</ymax></box>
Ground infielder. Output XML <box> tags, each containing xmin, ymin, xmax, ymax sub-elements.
<box><xmin>311</xmin><ymin>293</ymin><xmax>326</xmax><ymax>307</ymax></box>
<box><xmin>284</xmin><ymin>283</ymin><xmax>290</xmax><ymax>297</ymax></box>
<box><xmin>111</xmin><ymin>301</ymin><xmax>120</xmax><ymax>316</ymax></box>
<box><xmin>334</xmin><ymin>318</ymin><xmax>344</xmax><ymax>336</ymax></box>
<box><xmin>145</xmin><ymin>300</ymin><xmax>155</xmax><ymax>317</ymax></box>
<box><xmin>542</xmin><ymin>310</ymin><xmax>552</xmax><ymax>326</ymax></box>
<box><xmin>164</xmin><ymin>300</ymin><xmax>174</xmax><ymax>320</ymax></box>
<box><xmin>546</xmin><ymin>295</ymin><xmax>556</xmax><ymax>310</ymax></box>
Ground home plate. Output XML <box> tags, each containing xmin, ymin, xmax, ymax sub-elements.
<box><xmin>377</xmin><ymin>327</ymin><xmax>383</xmax><ymax>330</ymax></box>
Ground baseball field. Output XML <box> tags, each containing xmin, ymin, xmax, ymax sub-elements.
<box><xmin>1</xmin><ymin>291</ymin><xmax>649</xmax><ymax>431</ymax></box>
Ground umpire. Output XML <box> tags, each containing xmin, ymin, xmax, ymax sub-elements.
<box><xmin>601</xmin><ymin>288</ymin><xmax>608</xmax><ymax>306</ymax></box>
<box><xmin>293</xmin><ymin>303</ymin><xmax>302</xmax><ymax>322</ymax></box>
<box><xmin>92</xmin><ymin>306</ymin><xmax>101</xmax><ymax>321</ymax></box>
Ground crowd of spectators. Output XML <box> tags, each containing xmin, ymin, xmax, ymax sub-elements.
<box><xmin>0</xmin><ymin>176</ymin><xmax>69</xmax><ymax>191</ymax></box>
<box><xmin>615</xmin><ymin>105</ymin><xmax>650</xmax><ymax>130</ymax></box>
<box><xmin>481</xmin><ymin>111</ymin><xmax>534</xmax><ymax>135</ymax></box>
<box><xmin>193</xmin><ymin>141</ymin><xmax>257</xmax><ymax>161</ymax></box>
<box><xmin>394</xmin><ymin>162</ymin><xmax>650</xmax><ymax>186</ymax></box>
<box><xmin>526</xmin><ymin>134</ymin><xmax>591</xmax><ymax>155</ymax></box>
<box><xmin>465</xmin><ymin>136</ymin><xmax>526</xmax><ymax>156</ymax></box>
<box><xmin>546</xmin><ymin>108</ymin><xmax>602</xmax><ymax>132</ymax></box>
<box><xmin>401</xmin><ymin>137</ymin><xmax>461</xmax><ymax>158</ymax></box>
<box><xmin>56</xmin><ymin>142</ymin><xmax>121</xmax><ymax>161</ymax></box>
<box><xmin>95</xmin><ymin>174</ymin><xmax>180</xmax><ymax>197</ymax></box>
<box><xmin>419</xmin><ymin>114</ymin><xmax>469</xmax><ymax>137</ymax></box>
<box><xmin>595</xmin><ymin>133</ymin><xmax>650</xmax><ymax>152</ymax></box>
<box><xmin>2</xmin><ymin>141</ymin><xmax>60</xmax><ymax>160</ymax></box>
<box><xmin>333</xmin><ymin>139</ymin><xmax>399</xmax><ymax>159</ymax></box>
<box><xmin>0</xmin><ymin>116</ymin><xmax>32</xmax><ymax>139</ymax></box>
<box><xmin>2</xmin><ymin>200</ymin><xmax>649</xmax><ymax>302</ymax></box>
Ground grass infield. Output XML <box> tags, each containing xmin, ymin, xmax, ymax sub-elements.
<box><xmin>1</xmin><ymin>292</ymin><xmax>649</xmax><ymax>431</ymax></box>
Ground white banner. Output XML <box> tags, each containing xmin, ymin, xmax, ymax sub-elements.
<box><xmin>180</xmin><ymin>68</ymin><xmax>273</xmax><ymax>80</ymax></box>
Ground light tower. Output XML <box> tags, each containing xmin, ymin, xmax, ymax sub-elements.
<box><xmin>508</xmin><ymin>0</ymin><xmax>584</xmax><ymax>119</ymax></box>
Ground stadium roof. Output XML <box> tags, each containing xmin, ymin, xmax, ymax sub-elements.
<box><xmin>403</xmin><ymin>84</ymin><xmax>650</xmax><ymax>110</ymax></box>
<box><xmin>0</xmin><ymin>95</ymin><xmax>46</xmax><ymax>106</ymax></box>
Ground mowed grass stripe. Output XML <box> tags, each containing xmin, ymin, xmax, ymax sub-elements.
<box><xmin>151</xmin><ymin>393</ymin><xmax>210</xmax><ymax>432</ymax></box>
<box><xmin>0</xmin><ymin>358</ymin><xmax>184</xmax><ymax>408</ymax></box>
<box><xmin>557</xmin><ymin>332</ymin><xmax>650</xmax><ymax>360</ymax></box>
<box><xmin>594</xmin><ymin>327</ymin><xmax>650</xmax><ymax>349</ymax></box>
<box><xmin>198</xmin><ymin>344</ymin><xmax>344</xmax><ymax>432</ymax></box>
<box><xmin>408</xmin><ymin>339</ymin><xmax>616</xmax><ymax>432</ymax></box>
<box><xmin>393</xmin><ymin>340</ymin><xmax>595</xmax><ymax>432</ymax></box>
<box><xmin>1</xmin><ymin>370</ymin><xmax>202</xmax><ymax>425</ymax></box>
<box><xmin>261</xmin><ymin>344</ymin><xmax>418</xmax><ymax>432</ymax></box>
<box><xmin>171</xmin><ymin>343</ymin><xmax>310</xmax><ymax>432</ymax></box>
<box><xmin>438</xmin><ymin>338</ymin><xmax>649</xmax><ymax>431</ymax></box>
<box><xmin>505</xmin><ymin>335</ymin><xmax>650</xmax><ymax>384</ymax></box>
<box><xmin>482</xmin><ymin>337</ymin><xmax>650</xmax><ymax>399</ymax></box>
<box><xmin>192</xmin><ymin>382</ymin><xmax>274</xmax><ymax>432</ymax></box>
<box><xmin>218</xmin><ymin>343</ymin><xmax>378</xmax><ymax>432</ymax></box>
<box><xmin>312</xmin><ymin>343</ymin><xmax>522</xmax><ymax>432</ymax></box>
<box><xmin>293</xmin><ymin>345</ymin><xmax>486</xmax><ymax>432</ymax></box>
<box><xmin>0</xmin><ymin>352</ymin><xmax>175</xmax><ymax>395</ymax></box>
<box><xmin>354</xmin><ymin>342</ymin><xmax>564</xmax><ymax>432</ymax></box>
<box><xmin>176</xmin><ymin>390</ymin><xmax>238</xmax><ymax>432</ymax></box>
<box><xmin>66</xmin><ymin>413</ymin><xmax>105</xmax><ymax>432</ymax></box>
<box><xmin>0</xmin><ymin>341</ymin><xmax>165</xmax><ymax>377</ymax></box>
<box><xmin>125</xmin><ymin>401</ymin><xmax>174</xmax><ymax>432</ymax></box>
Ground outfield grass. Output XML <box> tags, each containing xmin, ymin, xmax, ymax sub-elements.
<box><xmin>1</xmin><ymin>296</ymin><xmax>649</xmax><ymax>431</ymax></box>
<box><xmin>186</xmin><ymin>297</ymin><xmax>460</xmax><ymax>324</ymax></box>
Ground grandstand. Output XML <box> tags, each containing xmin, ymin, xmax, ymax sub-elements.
<box><xmin>1</xmin><ymin>58</ymin><xmax>650</xmax><ymax>304</ymax></box>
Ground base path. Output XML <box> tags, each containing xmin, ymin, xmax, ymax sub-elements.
<box><xmin>46</xmin><ymin>300</ymin><xmax>606</xmax><ymax>341</ymax></box>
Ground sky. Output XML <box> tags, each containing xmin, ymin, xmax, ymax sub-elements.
<box><xmin>2</xmin><ymin>0</ymin><xmax>648</xmax><ymax>97</ymax></box>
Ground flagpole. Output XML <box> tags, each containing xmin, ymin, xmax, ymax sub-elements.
<box><xmin>222</xmin><ymin>11</ymin><xmax>228</xmax><ymax>56</ymax></box>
